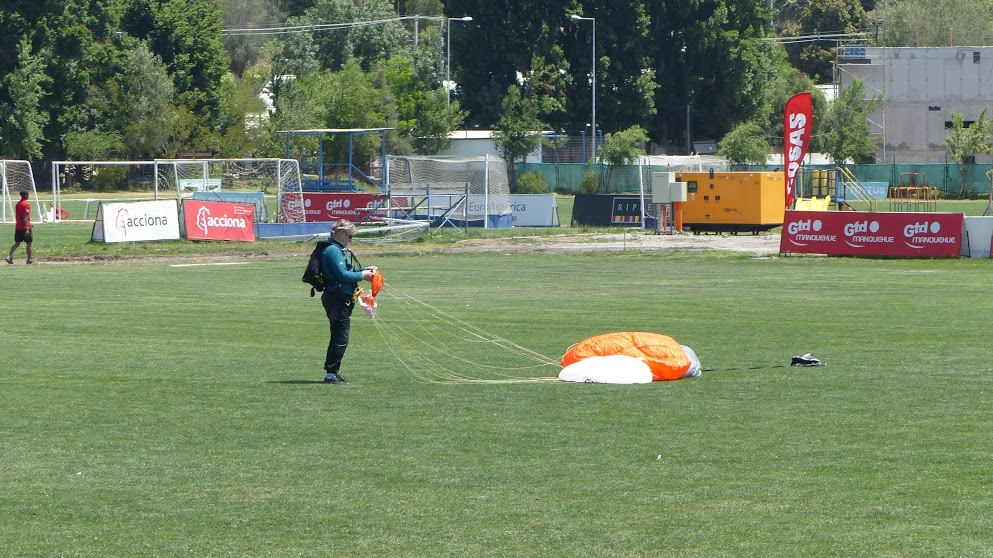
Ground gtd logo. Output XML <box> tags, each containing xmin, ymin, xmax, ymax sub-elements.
<box><xmin>787</xmin><ymin>219</ymin><xmax>821</xmax><ymax>235</ymax></box>
<box><xmin>843</xmin><ymin>220</ymin><xmax>879</xmax><ymax>236</ymax></box>
<box><xmin>903</xmin><ymin>221</ymin><xmax>940</xmax><ymax>238</ymax></box>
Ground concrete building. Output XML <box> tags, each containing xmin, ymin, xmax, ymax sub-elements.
<box><xmin>837</xmin><ymin>46</ymin><xmax>993</xmax><ymax>164</ymax></box>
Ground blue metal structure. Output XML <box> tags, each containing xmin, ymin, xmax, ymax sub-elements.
<box><xmin>281</xmin><ymin>128</ymin><xmax>392</xmax><ymax>192</ymax></box>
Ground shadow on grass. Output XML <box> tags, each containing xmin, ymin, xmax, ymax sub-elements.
<box><xmin>266</xmin><ymin>379</ymin><xmax>327</xmax><ymax>385</ymax></box>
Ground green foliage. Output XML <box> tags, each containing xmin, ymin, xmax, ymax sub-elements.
<box><xmin>601</xmin><ymin>125</ymin><xmax>649</xmax><ymax>166</ymax></box>
<box><xmin>0</xmin><ymin>39</ymin><xmax>51</xmax><ymax>159</ymax></box>
<box><xmin>943</xmin><ymin>108</ymin><xmax>993</xmax><ymax>198</ymax></box>
<box><xmin>818</xmin><ymin>78</ymin><xmax>883</xmax><ymax>164</ymax></box>
<box><xmin>89</xmin><ymin>164</ymin><xmax>128</xmax><ymax>191</ymax></box>
<box><xmin>718</xmin><ymin>121</ymin><xmax>771</xmax><ymax>165</ymax></box>
<box><xmin>783</xmin><ymin>0</ymin><xmax>869</xmax><ymax>83</ymax></box>
<box><xmin>750</xmin><ymin>47</ymin><xmax>826</xmax><ymax>142</ymax></box>
<box><xmin>410</xmin><ymin>91</ymin><xmax>467</xmax><ymax>155</ymax></box>
<box><xmin>579</xmin><ymin>168</ymin><xmax>601</xmax><ymax>194</ymax></box>
<box><xmin>515</xmin><ymin>170</ymin><xmax>549</xmax><ymax>194</ymax></box>
<box><xmin>943</xmin><ymin>109</ymin><xmax>993</xmax><ymax>165</ymax></box>
<box><xmin>649</xmin><ymin>0</ymin><xmax>778</xmax><ymax>148</ymax></box>
<box><xmin>307</xmin><ymin>0</ymin><xmax>408</xmax><ymax>72</ymax></box>
<box><xmin>873</xmin><ymin>0</ymin><xmax>993</xmax><ymax>47</ymax></box>
<box><xmin>64</xmin><ymin>130</ymin><xmax>125</xmax><ymax>160</ymax></box>
<box><xmin>111</xmin><ymin>42</ymin><xmax>176</xmax><ymax>158</ymax></box>
<box><xmin>601</xmin><ymin>125</ymin><xmax>649</xmax><ymax>190</ymax></box>
<box><xmin>493</xmin><ymin>84</ymin><xmax>547</xmax><ymax>188</ymax></box>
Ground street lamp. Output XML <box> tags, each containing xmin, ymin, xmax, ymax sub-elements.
<box><xmin>571</xmin><ymin>14</ymin><xmax>596</xmax><ymax>161</ymax></box>
<box><xmin>447</xmin><ymin>16</ymin><xmax>473</xmax><ymax>106</ymax></box>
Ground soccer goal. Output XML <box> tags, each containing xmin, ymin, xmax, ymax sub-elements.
<box><xmin>155</xmin><ymin>158</ymin><xmax>305</xmax><ymax>223</ymax></box>
<box><xmin>386</xmin><ymin>155</ymin><xmax>513</xmax><ymax>228</ymax></box>
<box><xmin>1</xmin><ymin>160</ymin><xmax>40</xmax><ymax>224</ymax></box>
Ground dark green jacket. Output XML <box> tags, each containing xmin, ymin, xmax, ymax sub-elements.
<box><xmin>320</xmin><ymin>239</ymin><xmax>364</xmax><ymax>297</ymax></box>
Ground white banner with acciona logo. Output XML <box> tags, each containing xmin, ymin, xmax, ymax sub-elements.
<box><xmin>92</xmin><ymin>200</ymin><xmax>181</xmax><ymax>243</ymax></box>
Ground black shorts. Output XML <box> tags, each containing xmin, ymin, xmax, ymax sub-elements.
<box><xmin>14</xmin><ymin>229</ymin><xmax>32</xmax><ymax>243</ymax></box>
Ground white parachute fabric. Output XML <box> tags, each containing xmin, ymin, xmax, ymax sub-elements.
<box><xmin>558</xmin><ymin>355</ymin><xmax>653</xmax><ymax>384</ymax></box>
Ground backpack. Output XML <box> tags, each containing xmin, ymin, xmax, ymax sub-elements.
<box><xmin>302</xmin><ymin>240</ymin><xmax>332</xmax><ymax>297</ymax></box>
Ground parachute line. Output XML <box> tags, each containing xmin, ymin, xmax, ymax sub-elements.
<box><xmin>371</xmin><ymin>282</ymin><xmax>560</xmax><ymax>384</ymax></box>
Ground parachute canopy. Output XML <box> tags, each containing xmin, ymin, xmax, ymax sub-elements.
<box><xmin>560</xmin><ymin>331</ymin><xmax>701</xmax><ymax>383</ymax></box>
<box><xmin>357</xmin><ymin>270</ymin><xmax>384</xmax><ymax>319</ymax></box>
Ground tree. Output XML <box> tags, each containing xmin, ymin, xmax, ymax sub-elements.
<box><xmin>152</xmin><ymin>0</ymin><xmax>229</xmax><ymax>114</ymax></box>
<box><xmin>718</xmin><ymin>121</ymin><xmax>771</xmax><ymax>166</ymax></box>
<box><xmin>818</xmin><ymin>78</ymin><xmax>882</xmax><ymax>164</ymax></box>
<box><xmin>0</xmin><ymin>39</ymin><xmax>51</xmax><ymax>160</ymax></box>
<box><xmin>648</xmin><ymin>0</ymin><xmax>779</xmax><ymax>151</ymax></box>
<box><xmin>782</xmin><ymin>0</ymin><xmax>868</xmax><ymax>83</ymax></box>
<box><xmin>943</xmin><ymin>108</ymin><xmax>993</xmax><ymax>198</ymax></box>
<box><xmin>872</xmin><ymin>0</ymin><xmax>993</xmax><ymax>47</ymax></box>
<box><xmin>109</xmin><ymin>42</ymin><xmax>176</xmax><ymax>158</ymax></box>
<box><xmin>410</xmin><ymin>89</ymin><xmax>467</xmax><ymax>155</ymax></box>
<box><xmin>492</xmin><ymin>84</ymin><xmax>546</xmax><ymax>191</ymax></box>
<box><xmin>307</xmin><ymin>0</ymin><xmax>408</xmax><ymax>72</ymax></box>
<box><xmin>601</xmin><ymin>125</ymin><xmax>649</xmax><ymax>189</ymax></box>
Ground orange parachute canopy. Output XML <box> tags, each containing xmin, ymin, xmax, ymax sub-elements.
<box><xmin>561</xmin><ymin>331</ymin><xmax>691</xmax><ymax>381</ymax></box>
<box><xmin>357</xmin><ymin>270</ymin><xmax>384</xmax><ymax>318</ymax></box>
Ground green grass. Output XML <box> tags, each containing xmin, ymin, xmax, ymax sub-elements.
<box><xmin>4</xmin><ymin>235</ymin><xmax>993</xmax><ymax>556</ymax></box>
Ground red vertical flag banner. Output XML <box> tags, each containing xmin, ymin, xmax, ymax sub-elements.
<box><xmin>783</xmin><ymin>92</ymin><xmax>813</xmax><ymax>208</ymax></box>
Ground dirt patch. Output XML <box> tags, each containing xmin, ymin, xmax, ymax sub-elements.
<box><xmin>440</xmin><ymin>231</ymin><xmax>784</xmax><ymax>256</ymax></box>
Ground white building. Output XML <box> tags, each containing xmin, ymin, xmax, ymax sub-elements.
<box><xmin>838</xmin><ymin>46</ymin><xmax>993</xmax><ymax>163</ymax></box>
<box><xmin>439</xmin><ymin>130</ymin><xmax>543</xmax><ymax>162</ymax></box>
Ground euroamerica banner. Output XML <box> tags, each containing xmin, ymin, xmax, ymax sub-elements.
<box><xmin>182</xmin><ymin>200</ymin><xmax>256</xmax><ymax>242</ymax></box>
<box><xmin>784</xmin><ymin>92</ymin><xmax>813</xmax><ymax>208</ymax></box>
<box><xmin>780</xmin><ymin>211</ymin><xmax>963</xmax><ymax>257</ymax></box>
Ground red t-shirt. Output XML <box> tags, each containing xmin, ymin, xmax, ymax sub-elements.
<box><xmin>15</xmin><ymin>199</ymin><xmax>31</xmax><ymax>231</ymax></box>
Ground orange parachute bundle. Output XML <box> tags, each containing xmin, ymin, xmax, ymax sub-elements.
<box><xmin>561</xmin><ymin>331</ymin><xmax>692</xmax><ymax>381</ymax></box>
<box><xmin>356</xmin><ymin>270</ymin><xmax>384</xmax><ymax>318</ymax></box>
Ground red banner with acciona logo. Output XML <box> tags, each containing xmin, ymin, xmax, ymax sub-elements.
<box><xmin>784</xmin><ymin>92</ymin><xmax>813</xmax><ymax>208</ymax></box>
<box><xmin>183</xmin><ymin>200</ymin><xmax>256</xmax><ymax>242</ymax></box>
<box><xmin>780</xmin><ymin>211</ymin><xmax>963</xmax><ymax>257</ymax></box>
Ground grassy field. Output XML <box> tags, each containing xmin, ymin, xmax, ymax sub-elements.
<box><xmin>3</xmin><ymin>231</ymin><xmax>993</xmax><ymax>556</ymax></box>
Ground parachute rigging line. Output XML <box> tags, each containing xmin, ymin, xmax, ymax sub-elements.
<box><xmin>372</xmin><ymin>282</ymin><xmax>560</xmax><ymax>384</ymax></box>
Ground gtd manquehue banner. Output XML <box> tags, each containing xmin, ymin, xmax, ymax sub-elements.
<box><xmin>93</xmin><ymin>200</ymin><xmax>181</xmax><ymax>243</ymax></box>
<box><xmin>182</xmin><ymin>200</ymin><xmax>256</xmax><ymax>242</ymax></box>
<box><xmin>780</xmin><ymin>210</ymin><xmax>963</xmax><ymax>258</ymax></box>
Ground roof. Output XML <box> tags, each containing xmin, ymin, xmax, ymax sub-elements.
<box><xmin>279</xmin><ymin>128</ymin><xmax>395</xmax><ymax>134</ymax></box>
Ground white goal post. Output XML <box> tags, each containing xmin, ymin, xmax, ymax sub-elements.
<box><xmin>154</xmin><ymin>158</ymin><xmax>305</xmax><ymax>223</ymax></box>
<box><xmin>1</xmin><ymin>160</ymin><xmax>40</xmax><ymax>224</ymax></box>
<box><xmin>50</xmin><ymin>158</ymin><xmax>306</xmax><ymax>223</ymax></box>
<box><xmin>386</xmin><ymin>155</ymin><xmax>512</xmax><ymax>228</ymax></box>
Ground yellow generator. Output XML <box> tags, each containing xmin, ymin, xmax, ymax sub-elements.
<box><xmin>674</xmin><ymin>171</ymin><xmax>786</xmax><ymax>233</ymax></box>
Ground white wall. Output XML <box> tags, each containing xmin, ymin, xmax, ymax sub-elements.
<box><xmin>839</xmin><ymin>47</ymin><xmax>993</xmax><ymax>163</ymax></box>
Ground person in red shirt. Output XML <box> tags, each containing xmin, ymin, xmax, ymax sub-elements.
<box><xmin>5</xmin><ymin>190</ymin><xmax>33</xmax><ymax>264</ymax></box>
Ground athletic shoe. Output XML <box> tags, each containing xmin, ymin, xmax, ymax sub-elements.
<box><xmin>323</xmin><ymin>373</ymin><xmax>346</xmax><ymax>384</ymax></box>
<box><xmin>25</xmin><ymin>258</ymin><xmax>33</xmax><ymax>264</ymax></box>
<box><xmin>3</xmin><ymin>255</ymin><xmax>11</xmax><ymax>264</ymax></box>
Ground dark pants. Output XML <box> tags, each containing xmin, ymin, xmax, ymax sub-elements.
<box><xmin>322</xmin><ymin>291</ymin><xmax>354</xmax><ymax>374</ymax></box>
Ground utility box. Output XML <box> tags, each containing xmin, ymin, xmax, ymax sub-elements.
<box><xmin>674</xmin><ymin>171</ymin><xmax>786</xmax><ymax>233</ymax></box>
<box><xmin>651</xmin><ymin>172</ymin><xmax>687</xmax><ymax>203</ymax></box>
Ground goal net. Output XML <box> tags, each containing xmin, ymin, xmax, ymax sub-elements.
<box><xmin>155</xmin><ymin>158</ymin><xmax>305</xmax><ymax>223</ymax></box>
<box><xmin>1</xmin><ymin>160</ymin><xmax>40</xmax><ymax>224</ymax></box>
<box><xmin>386</xmin><ymin>155</ymin><xmax>512</xmax><ymax>228</ymax></box>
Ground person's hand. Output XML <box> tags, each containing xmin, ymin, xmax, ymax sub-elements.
<box><xmin>362</xmin><ymin>268</ymin><xmax>376</xmax><ymax>281</ymax></box>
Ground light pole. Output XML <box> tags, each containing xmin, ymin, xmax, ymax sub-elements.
<box><xmin>447</xmin><ymin>16</ymin><xmax>473</xmax><ymax>106</ymax></box>
<box><xmin>571</xmin><ymin>14</ymin><xmax>596</xmax><ymax>161</ymax></box>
